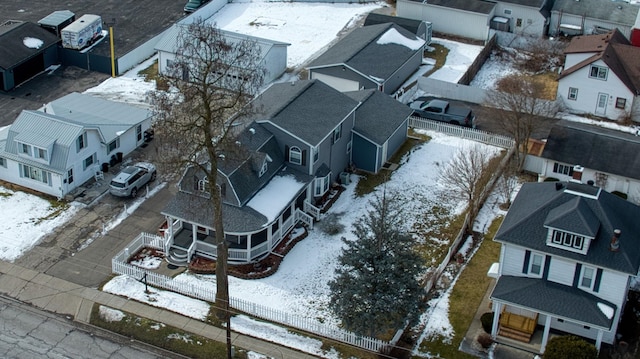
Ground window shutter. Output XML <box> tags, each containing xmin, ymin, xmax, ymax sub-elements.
<box><xmin>284</xmin><ymin>145</ymin><xmax>289</xmax><ymax>161</ymax></box>
<box><xmin>302</xmin><ymin>150</ymin><xmax>307</xmax><ymax>166</ymax></box>
<box><xmin>542</xmin><ymin>255</ymin><xmax>551</xmax><ymax>280</ymax></box>
<box><xmin>593</xmin><ymin>268</ymin><xmax>603</xmax><ymax>292</ymax></box>
<box><xmin>573</xmin><ymin>263</ymin><xmax>582</xmax><ymax>287</ymax></box>
<box><xmin>522</xmin><ymin>250</ymin><xmax>531</xmax><ymax>274</ymax></box>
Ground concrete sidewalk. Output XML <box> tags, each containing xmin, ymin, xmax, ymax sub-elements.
<box><xmin>0</xmin><ymin>260</ymin><xmax>318</xmax><ymax>359</ymax></box>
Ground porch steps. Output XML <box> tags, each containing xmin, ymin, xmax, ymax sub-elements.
<box><xmin>498</xmin><ymin>325</ymin><xmax>533</xmax><ymax>343</ymax></box>
<box><xmin>166</xmin><ymin>247</ymin><xmax>189</xmax><ymax>267</ymax></box>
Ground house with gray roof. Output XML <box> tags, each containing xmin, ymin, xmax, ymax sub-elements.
<box><xmin>155</xmin><ymin>23</ymin><xmax>290</xmax><ymax>90</ymax></box>
<box><xmin>306</xmin><ymin>23</ymin><xmax>425</xmax><ymax>95</ymax></box>
<box><xmin>0</xmin><ymin>92</ymin><xmax>152</xmax><ymax>198</ymax></box>
<box><xmin>556</xmin><ymin>30</ymin><xmax>640</xmax><ymax>121</ymax></box>
<box><xmin>396</xmin><ymin>0</ymin><xmax>550</xmax><ymax>40</ymax></box>
<box><xmin>363</xmin><ymin>13</ymin><xmax>432</xmax><ymax>44</ymax></box>
<box><xmin>489</xmin><ymin>180</ymin><xmax>640</xmax><ymax>353</ymax></box>
<box><xmin>0</xmin><ymin>21</ymin><xmax>60</xmax><ymax>91</ymax></box>
<box><xmin>550</xmin><ymin>0</ymin><xmax>640</xmax><ymax>38</ymax></box>
<box><xmin>532</xmin><ymin>120</ymin><xmax>640</xmax><ymax>203</ymax></box>
<box><xmin>158</xmin><ymin>79</ymin><xmax>410</xmax><ymax>265</ymax></box>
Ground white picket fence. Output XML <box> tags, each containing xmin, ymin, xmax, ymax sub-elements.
<box><xmin>112</xmin><ymin>233</ymin><xmax>390</xmax><ymax>353</ymax></box>
<box><xmin>408</xmin><ymin>116</ymin><xmax>515</xmax><ymax>149</ymax></box>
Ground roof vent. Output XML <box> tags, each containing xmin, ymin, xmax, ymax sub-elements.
<box><xmin>249</xmin><ymin>128</ymin><xmax>256</xmax><ymax>135</ymax></box>
<box><xmin>610</xmin><ymin>229</ymin><xmax>621</xmax><ymax>252</ymax></box>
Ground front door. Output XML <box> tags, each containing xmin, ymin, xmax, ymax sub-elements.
<box><xmin>595</xmin><ymin>93</ymin><xmax>608</xmax><ymax>115</ymax></box>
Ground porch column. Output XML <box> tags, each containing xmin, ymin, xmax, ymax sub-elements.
<box><xmin>540</xmin><ymin>315</ymin><xmax>552</xmax><ymax>353</ymax></box>
<box><xmin>595</xmin><ymin>330</ymin><xmax>603</xmax><ymax>353</ymax></box>
<box><xmin>192</xmin><ymin>226</ymin><xmax>197</xmax><ymax>241</ymax></box>
<box><xmin>491</xmin><ymin>302</ymin><xmax>502</xmax><ymax>337</ymax></box>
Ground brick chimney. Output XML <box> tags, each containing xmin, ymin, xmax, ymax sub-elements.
<box><xmin>610</xmin><ymin>229</ymin><xmax>621</xmax><ymax>252</ymax></box>
<box><xmin>572</xmin><ymin>165</ymin><xmax>584</xmax><ymax>182</ymax></box>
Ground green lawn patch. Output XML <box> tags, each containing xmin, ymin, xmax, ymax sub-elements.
<box><xmin>138</xmin><ymin>60</ymin><xmax>160</xmax><ymax>82</ymax></box>
<box><xmin>417</xmin><ymin>216</ymin><xmax>503</xmax><ymax>358</ymax></box>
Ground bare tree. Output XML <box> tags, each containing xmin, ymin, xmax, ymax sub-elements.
<box><xmin>497</xmin><ymin>160</ymin><xmax>518</xmax><ymax>210</ymax></box>
<box><xmin>150</xmin><ymin>18</ymin><xmax>265</xmax><ymax>357</ymax></box>
<box><xmin>438</xmin><ymin>145</ymin><xmax>491</xmax><ymax>227</ymax></box>
<box><xmin>484</xmin><ymin>74</ymin><xmax>559</xmax><ymax>172</ymax></box>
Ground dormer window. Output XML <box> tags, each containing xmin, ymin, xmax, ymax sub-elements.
<box><xmin>198</xmin><ymin>177</ymin><xmax>208</xmax><ymax>192</ymax></box>
<box><xmin>552</xmin><ymin>231</ymin><xmax>585</xmax><ymax>250</ymax></box>
<box><xmin>20</xmin><ymin>143</ymin><xmax>32</xmax><ymax>156</ymax></box>
<box><xmin>259</xmin><ymin>161</ymin><xmax>268</xmax><ymax>177</ymax></box>
<box><xmin>289</xmin><ymin>146</ymin><xmax>302</xmax><ymax>165</ymax></box>
<box><xmin>35</xmin><ymin>147</ymin><xmax>48</xmax><ymax>161</ymax></box>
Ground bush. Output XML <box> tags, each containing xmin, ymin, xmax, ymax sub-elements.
<box><xmin>544</xmin><ymin>335</ymin><xmax>597</xmax><ymax>359</ymax></box>
<box><xmin>480</xmin><ymin>312</ymin><xmax>494</xmax><ymax>333</ymax></box>
<box><xmin>477</xmin><ymin>332</ymin><xmax>494</xmax><ymax>349</ymax></box>
<box><xmin>543</xmin><ymin>177</ymin><xmax>559</xmax><ymax>182</ymax></box>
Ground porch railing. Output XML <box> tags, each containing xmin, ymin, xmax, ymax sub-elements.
<box><xmin>303</xmin><ymin>200</ymin><xmax>321</xmax><ymax>220</ymax></box>
<box><xmin>296</xmin><ymin>208</ymin><xmax>314</xmax><ymax>229</ymax></box>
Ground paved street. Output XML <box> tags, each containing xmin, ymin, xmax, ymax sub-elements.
<box><xmin>0</xmin><ymin>294</ymin><xmax>180</xmax><ymax>359</ymax></box>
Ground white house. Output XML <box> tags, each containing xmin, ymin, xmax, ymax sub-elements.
<box><xmin>0</xmin><ymin>92</ymin><xmax>152</xmax><ymax>198</ymax></box>
<box><xmin>549</xmin><ymin>0</ymin><xmax>640</xmax><ymax>38</ymax></box>
<box><xmin>556</xmin><ymin>29</ymin><xmax>640</xmax><ymax>121</ymax></box>
<box><xmin>532</xmin><ymin>120</ymin><xmax>640</xmax><ymax>204</ymax></box>
<box><xmin>155</xmin><ymin>24</ymin><xmax>290</xmax><ymax>90</ymax></box>
<box><xmin>490</xmin><ymin>180</ymin><xmax>640</xmax><ymax>353</ymax></box>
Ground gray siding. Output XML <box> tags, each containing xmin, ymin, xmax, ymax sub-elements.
<box><xmin>384</xmin><ymin>51</ymin><xmax>423</xmax><ymax>94</ymax></box>
<box><xmin>352</xmin><ymin>134</ymin><xmax>378</xmax><ymax>173</ymax></box>
<box><xmin>259</xmin><ymin>122</ymin><xmax>312</xmax><ymax>175</ymax></box>
<box><xmin>385</xmin><ymin>119</ymin><xmax>408</xmax><ymax>161</ymax></box>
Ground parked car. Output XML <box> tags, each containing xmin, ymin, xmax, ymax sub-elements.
<box><xmin>409</xmin><ymin>98</ymin><xmax>476</xmax><ymax>128</ymax></box>
<box><xmin>109</xmin><ymin>162</ymin><xmax>157</xmax><ymax>197</ymax></box>
<box><xmin>184</xmin><ymin>0</ymin><xmax>209</xmax><ymax>13</ymax></box>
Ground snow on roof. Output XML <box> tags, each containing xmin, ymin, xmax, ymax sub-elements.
<box><xmin>247</xmin><ymin>174</ymin><xmax>306</xmax><ymax>224</ymax></box>
<box><xmin>376</xmin><ymin>27</ymin><xmax>425</xmax><ymax>51</ymax></box>
<box><xmin>23</xmin><ymin>37</ymin><xmax>44</xmax><ymax>49</ymax></box>
<box><xmin>597</xmin><ymin>302</ymin><xmax>614</xmax><ymax>319</ymax></box>
<box><xmin>487</xmin><ymin>262</ymin><xmax>500</xmax><ymax>278</ymax></box>
<box><xmin>560</xmin><ymin>23</ymin><xmax>583</xmax><ymax>30</ymax></box>
<box><xmin>492</xmin><ymin>16</ymin><xmax>509</xmax><ymax>24</ymax></box>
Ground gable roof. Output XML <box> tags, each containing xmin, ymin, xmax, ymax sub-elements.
<box><xmin>45</xmin><ymin>92</ymin><xmax>152</xmax><ymax>144</ymax></box>
<box><xmin>541</xmin><ymin>120</ymin><xmax>640</xmax><ymax>181</ymax></box>
<box><xmin>0</xmin><ymin>21</ymin><xmax>60</xmax><ymax>70</ymax></box>
<box><xmin>363</xmin><ymin>13</ymin><xmax>424</xmax><ymax>35</ymax></box>
<box><xmin>551</xmin><ymin>0</ymin><xmax>639</xmax><ymax>26</ymax></box>
<box><xmin>491</xmin><ymin>275</ymin><xmax>616</xmax><ymax>329</ymax></box>
<box><xmin>405</xmin><ymin>0</ymin><xmax>496</xmax><ymax>14</ymax></box>
<box><xmin>495</xmin><ymin>181</ymin><xmax>640</xmax><ymax>274</ymax></box>
<box><xmin>1</xmin><ymin>111</ymin><xmax>85</xmax><ymax>174</ymax></box>
<box><xmin>251</xmin><ymin>80</ymin><xmax>358</xmax><ymax>146</ymax></box>
<box><xmin>346</xmin><ymin>89</ymin><xmax>412</xmax><ymax>146</ymax></box>
<box><xmin>559</xmin><ymin>30</ymin><xmax>640</xmax><ymax>95</ymax></box>
<box><xmin>306</xmin><ymin>23</ymin><xmax>425</xmax><ymax>83</ymax></box>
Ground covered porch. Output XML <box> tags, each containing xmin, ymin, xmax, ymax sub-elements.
<box><xmin>490</xmin><ymin>275</ymin><xmax>615</xmax><ymax>353</ymax></box>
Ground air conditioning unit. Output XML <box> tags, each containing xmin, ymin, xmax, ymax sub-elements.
<box><xmin>340</xmin><ymin>172</ymin><xmax>351</xmax><ymax>185</ymax></box>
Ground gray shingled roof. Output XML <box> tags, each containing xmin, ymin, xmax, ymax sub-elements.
<box><xmin>495</xmin><ymin>181</ymin><xmax>640</xmax><ymax>274</ymax></box>
<box><xmin>541</xmin><ymin>120</ymin><xmax>640</xmax><ymax>181</ymax></box>
<box><xmin>544</xmin><ymin>197</ymin><xmax>600</xmax><ymax>238</ymax></box>
<box><xmin>2</xmin><ymin>111</ymin><xmax>84</xmax><ymax>174</ymax></box>
<box><xmin>491</xmin><ymin>275</ymin><xmax>615</xmax><ymax>329</ymax></box>
<box><xmin>404</xmin><ymin>0</ymin><xmax>495</xmax><ymax>14</ymax></box>
<box><xmin>363</xmin><ymin>13</ymin><xmax>424</xmax><ymax>35</ymax></box>
<box><xmin>499</xmin><ymin>0</ymin><xmax>545</xmax><ymax>8</ymax></box>
<box><xmin>252</xmin><ymin>80</ymin><xmax>358</xmax><ymax>146</ymax></box>
<box><xmin>347</xmin><ymin>89</ymin><xmax>411</xmax><ymax>146</ymax></box>
<box><xmin>0</xmin><ymin>21</ymin><xmax>60</xmax><ymax>70</ymax></box>
<box><xmin>307</xmin><ymin>23</ymin><xmax>424</xmax><ymax>83</ymax></box>
<box><xmin>46</xmin><ymin>92</ymin><xmax>152</xmax><ymax>143</ymax></box>
<box><xmin>163</xmin><ymin>167</ymin><xmax>312</xmax><ymax>233</ymax></box>
<box><xmin>551</xmin><ymin>0</ymin><xmax>639</xmax><ymax>25</ymax></box>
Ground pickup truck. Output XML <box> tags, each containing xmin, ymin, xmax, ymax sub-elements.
<box><xmin>409</xmin><ymin>99</ymin><xmax>476</xmax><ymax>128</ymax></box>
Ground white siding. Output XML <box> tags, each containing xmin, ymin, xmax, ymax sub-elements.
<box><xmin>557</xmin><ymin>59</ymin><xmax>635</xmax><ymax>120</ymax></box>
<box><xmin>262</xmin><ymin>45</ymin><xmax>288</xmax><ymax>84</ymax></box>
<box><xmin>500</xmin><ymin>244</ymin><xmax>526</xmax><ymax>275</ymax></box>
<box><xmin>0</xmin><ymin>158</ymin><xmax>64</xmax><ymax>198</ymax></box>
<box><xmin>397</xmin><ymin>0</ymin><xmax>492</xmax><ymax>41</ymax></box>
<box><xmin>494</xmin><ymin>2</ymin><xmax>547</xmax><ymax>36</ymax></box>
<box><xmin>311</xmin><ymin>73</ymin><xmax>360</xmax><ymax>92</ymax></box>
<box><xmin>546</xmin><ymin>256</ymin><xmax>574</xmax><ymax>286</ymax></box>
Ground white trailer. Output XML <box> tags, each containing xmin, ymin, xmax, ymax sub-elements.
<box><xmin>61</xmin><ymin>14</ymin><xmax>103</xmax><ymax>50</ymax></box>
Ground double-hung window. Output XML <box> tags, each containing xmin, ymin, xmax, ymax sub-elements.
<box><xmin>529</xmin><ymin>253</ymin><xmax>544</xmax><ymax>277</ymax></box>
<box><xmin>568</xmin><ymin>87</ymin><xmax>578</xmax><ymax>100</ymax></box>
<box><xmin>289</xmin><ymin>146</ymin><xmax>302</xmax><ymax>165</ymax></box>
<box><xmin>589</xmin><ymin>65</ymin><xmax>608</xmax><ymax>80</ymax></box>
<box><xmin>580</xmin><ymin>266</ymin><xmax>595</xmax><ymax>290</ymax></box>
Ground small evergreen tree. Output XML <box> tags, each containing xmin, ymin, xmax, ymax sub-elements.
<box><xmin>329</xmin><ymin>189</ymin><xmax>425</xmax><ymax>338</ymax></box>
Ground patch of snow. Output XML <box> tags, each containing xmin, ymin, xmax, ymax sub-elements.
<box><xmin>130</xmin><ymin>255</ymin><xmax>163</xmax><ymax>270</ymax></box>
<box><xmin>98</xmin><ymin>306</ymin><xmax>125</xmax><ymax>322</ymax></box>
<box><xmin>598</xmin><ymin>302</ymin><xmax>615</xmax><ymax>319</ymax></box>
<box><xmin>429</xmin><ymin>38</ymin><xmax>483</xmax><ymax>83</ymax></box>
<box><xmin>23</xmin><ymin>37</ymin><xmax>44</xmax><ymax>49</ymax></box>
<box><xmin>247</xmin><ymin>175</ymin><xmax>305</xmax><ymax>224</ymax></box>
<box><xmin>376</xmin><ymin>27</ymin><xmax>425</xmax><ymax>51</ymax></box>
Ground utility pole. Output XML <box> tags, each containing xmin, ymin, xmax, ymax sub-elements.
<box><xmin>104</xmin><ymin>18</ymin><xmax>117</xmax><ymax>77</ymax></box>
